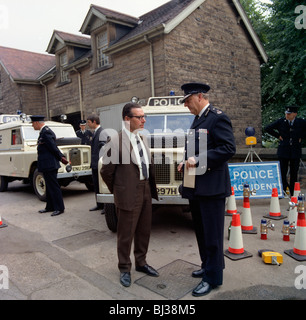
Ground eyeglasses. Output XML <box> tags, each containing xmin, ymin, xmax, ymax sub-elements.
<box><xmin>129</xmin><ymin>115</ymin><xmax>147</xmax><ymax>120</ymax></box>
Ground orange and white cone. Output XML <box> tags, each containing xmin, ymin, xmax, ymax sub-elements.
<box><xmin>293</xmin><ymin>182</ymin><xmax>301</xmax><ymax>198</ymax></box>
<box><xmin>0</xmin><ymin>216</ymin><xmax>8</xmax><ymax>229</ymax></box>
<box><xmin>264</xmin><ymin>188</ymin><xmax>286</xmax><ymax>220</ymax></box>
<box><xmin>241</xmin><ymin>197</ymin><xmax>257</xmax><ymax>234</ymax></box>
<box><xmin>224</xmin><ymin>213</ymin><xmax>252</xmax><ymax>260</ymax></box>
<box><xmin>225</xmin><ymin>187</ymin><xmax>237</xmax><ymax>216</ymax></box>
<box><xmin>285</xmin><ymin>195</ymin><xmax>306</xmax><ymax>261</ymax></box>
<box><xmin>288</xmin><ymin>196</ymin><xmax>298</xmax><ymax>233</ymax></box>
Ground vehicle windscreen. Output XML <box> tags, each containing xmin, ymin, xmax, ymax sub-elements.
<box><xmin>144</xmin><ymin>114</ymin><xmax>194</xmax><ymax>134</ymax></box>
<box><xmin>22</xmin><ymin>126</ymin><xmax>77</xmax><ymax>140</ymax></box>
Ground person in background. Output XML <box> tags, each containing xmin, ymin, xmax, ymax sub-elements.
<box><xmin>87</xmin><ymin>114</ymin><xmax>106</xmax><ymax>214</ymax></box>
<box><xmin>31</xmin><ymin>115</ymin><xmax>69</xmax><ymax>217</ymax></box>
<box><xmin>76</xmin><ymin>120</ymin><xmax>93</xmax><ymax>145</ymax></box>
<box><xmin>265</xmin><ymin>105</ymin><xmax>306</xmax><ymax>196</ymax></box>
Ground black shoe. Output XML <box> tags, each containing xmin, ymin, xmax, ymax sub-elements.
<box><xmin>51</xmin><ymin>210</ymin><xmax>64</xmax><ymax>217</ymax></box>
<box><xmin>38</xmin><ymin>209</ymin><xmax>51</xmax><ymax>214</ymax></box>
<box><xmin>136</xmin><ymin>264</ymin><xmax>159</xmax><ymax>277</ymax></box>
<box><xmin>192</xmin><ymin>268</ymin><xmax>205</xmax><ymax>278</ymax></box>
<box><xmin>89</xmin><ymin>206</ymin><xmax>100</xmax><ymax>211</ymax></box>
<box><xmin>120</xmin><ymin>272</ymin><xmax>131</xmax><ymax>287</ymax></box>
<box><xmin>101</xmin><ymin>209</ymin><xmax>105</xmax><ymax>215</ymax></box>
<box><xmin>192</xmin><ymin>281</ymin><xmax>216</xmax><ymax>297</ymax></box>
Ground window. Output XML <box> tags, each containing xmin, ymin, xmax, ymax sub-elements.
<box><xmin>59</xmin><ymin>52</ymin><xmax>69</xmax><ymax>83</ymax></box>
<box><xmin>144</xmin><ymin>114</ymin><xmax>194</xmax><ymax>134</ymax></box>
<box><xmin>11</xmin><ymin>129</ymin><xmax>22</xmax><ymax>145</ymax></box>
<box><xmin>97</xmin><ymin>32</ymin><xmax>109</xmax><ymax>68</ymax></box>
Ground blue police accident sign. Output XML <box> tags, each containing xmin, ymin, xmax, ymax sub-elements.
<box><xmin>228</xmin><ymin>162</ymin><xmax>284</xmax><ymax>199</ymax></box>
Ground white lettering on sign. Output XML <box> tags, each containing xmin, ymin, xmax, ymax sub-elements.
<box><xmin>148</xmin><ymin>97</ymin><xmax>184</xmax><ymax>107</ymax></box>
<box><xmin>233</xmin><ymin>170</ymin><xmax>273</xmax><ymax>180</ymax></box>
<box><xmin>229</xmin><ymin>162</ymin><xmax>283</xmax><ymax>199</ymax></box>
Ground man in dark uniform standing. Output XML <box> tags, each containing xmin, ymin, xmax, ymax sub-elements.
<box><xmin>178</xmin><ymin>83</ymin><xmax>236</xmax><ymax>297</ymax></box>
<box><xmin>265</xmin><ymin>105</ymin><xmax>306</xmax><ymax>196</ymax></box>
<box><xmin>76</xmin><ymin>120</ymin><xmax>93</xmax><ymax>145</ymax></box>
<box><xmin>31</xmin><ymin>115</ymin><xmax>69</xmax><ymax>217</ymax></box>
<box><xmin>87</xmin><ymin>114</ymin><xmax>106</xmax><ymax>213</ymax></box>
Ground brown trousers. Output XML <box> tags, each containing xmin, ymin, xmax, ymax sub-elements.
<box><xmin>116</xmin><ymin>180</ymin><xmax>152</xmax><ymax>272</ymax></box>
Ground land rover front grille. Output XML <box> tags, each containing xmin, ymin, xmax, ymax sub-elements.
<box><xmin>153</xmin><ymin>156</ymin><xmax>170</xmax><ymax>184</ymax></box>
<box><xmin>69</xmin><ymin>148</ymin><xmax>81</xmax><ymax>166</ymax></box>
<box><xmin>175</xmin><ymin>162</ymin><xmax>183</xmax><ymax>181</ymax></box>
<box><xmin>148</xmin><ymin>134</ymin><xmax>186</xmax><ymax>148</ymax></box>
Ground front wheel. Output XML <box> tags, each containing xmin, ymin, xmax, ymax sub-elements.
<box><xmin>105</xmin><ymin>203</ymin><xmax>118</xmax><ymax>232</ymax></box>
<box><xmin>33</xmin><ymin>169</ymin><xmax>47</xmax><ymax>202</ymax></box>
<box><xmin>0</xmin><ymin>176</ymin><xmax>8</xmax><ymax>192</ymax></box>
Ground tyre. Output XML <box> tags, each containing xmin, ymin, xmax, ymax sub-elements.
<box><xmin>85</xmin><ymin>179</ymin><xmax>94</xmax><ymax>191</ymax></box>
<box><xmin>105</xmin><ymin>203</ymin><xmax>118</xmax><ymax>232</ymax></box>
<box><xmin>33</xmin><ymin>169</ymin><xmax>47</xmax><ymax>202</ymax></box>
<box><xmin>0</xmin><ymin>176</ymin><xmax>8</xmax><ymax>192</ymax></box>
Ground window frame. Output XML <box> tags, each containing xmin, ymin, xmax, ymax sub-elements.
<box><xmin>96</xmin><ymin>31</ymin><xmax>109</xmax><ymax>69</ymax></box>
<box><xmin>59</xmin><ymin>51</ymin><xmax>69</xmax><ymax>83</ymax></box>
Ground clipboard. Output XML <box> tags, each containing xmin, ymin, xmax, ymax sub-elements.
<box><xmin>183</xmin><ymin>161</ymin><xmax>196</xmax><ymax>188</ymax></box>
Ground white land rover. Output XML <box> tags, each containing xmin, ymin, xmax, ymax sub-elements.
<box><xmin>98</xmin><ymin>96</ymin><xmax>193</xmax><ymax>232</ymax></box>
<box><xmin>0</xmin><ymin>115</ymin><xmax>92</xmax><ymax>201</ymax></box>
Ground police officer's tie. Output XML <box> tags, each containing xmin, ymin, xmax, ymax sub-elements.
<box><xmin>136</xmin><ymin>136</ymin><xmax>148</xmax><ymax>180</ymax></box>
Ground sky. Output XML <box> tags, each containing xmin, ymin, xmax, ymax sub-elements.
<box><xmin>0</xmin><ymin>0</ymin><xmax>170</xmax><ymax>54</ymax></box>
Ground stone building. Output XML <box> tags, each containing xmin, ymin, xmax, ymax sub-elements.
<box><xmin>0</xmin><ymin>0</ymin><xmax>267</xmax><ymax>147</ymax></box>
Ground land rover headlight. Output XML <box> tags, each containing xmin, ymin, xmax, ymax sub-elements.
<box><xmin>83</xmin><ymin>152</ymin><xmax>89</xmax><ymax>164</ymax></box>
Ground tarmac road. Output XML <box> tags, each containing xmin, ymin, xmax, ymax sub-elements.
<box><xmin>0</xmin><ymin>180</ymin><xmax>305</xmax><ymax>302</ymax></box>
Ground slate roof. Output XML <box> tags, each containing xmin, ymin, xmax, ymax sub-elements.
<box><xmin>47</xmin><ymin>30</ymin><xmax>91</xmax><ymax>54</ymax></box>
<box><xmin>113</xmin><ymin>0</ymin><xmax>194</xmax><ymax>44</ymax></box>
<box><xmin>90</xmin><ymin>5</ymin><xmax>139</xmax><ymax>26</ymax></box>
<box><xmin>0</xmin><ymin>46</ymin><xmax>55</xmax><ymax>81</ymax></box>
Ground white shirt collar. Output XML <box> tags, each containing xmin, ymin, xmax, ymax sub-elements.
<box><xmin>198</xmin><ymin>103</ymin><xmax>210</xmax><ymax>118</ymax></box>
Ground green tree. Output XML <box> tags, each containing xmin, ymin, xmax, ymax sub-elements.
<box><xmin>241</xmin><ymin>0</ymin><xmax>305</xmax><ymax>146</ymax></box>
<box><xmin>261</xmin><ymin>0</ymin><xmax>305</xmax><ymax>124</ymax></box>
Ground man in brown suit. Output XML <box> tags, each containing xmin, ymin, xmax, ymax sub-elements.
<box><xmin>101</xmin><ymin>103</ymin><xmax>159</xmax><ymax>287</ymax></box>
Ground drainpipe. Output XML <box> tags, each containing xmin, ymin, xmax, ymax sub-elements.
<box><xmin>73</xmin><ymin>68</ymin><xmax>84</xmax><ymax>120</ymax></box>
<box><xmin>40</xmin><ymin>81</ymin><xmax>49</xmax><ymax>120</ymax></box>
<box><xmin>144</xmin><ymin>36</ymin><xmax>155</xmax><ymax>97</ymax></box>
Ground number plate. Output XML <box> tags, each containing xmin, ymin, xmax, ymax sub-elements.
<box><xmin>157</xmin><ymin>187</ymin><xmax>178</xmax><ymax>196</ymax></box>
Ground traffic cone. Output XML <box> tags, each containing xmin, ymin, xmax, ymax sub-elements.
<box><xmin>285</xmin><ymin>194</ymin><xmax>306</xmax><ymax>261</ymax></box>
<box><xmin>293</xmin><ymin>182</ymin><xmax>301</xmax><ymax>198</ymax></box>
<box><xmin>288</xmin><ymin>196</ymin><xmax>298</xmax><ymax>234</ymax></box>
<box><xmin>264</xmin><ymin>188</ymin><xmax>286</xmax><ymax>220</ymax></box>
<box><xmin>225</xmin><ymin>186</ymin><xmax>237</xmax><ymax>216</ymax></box>
<box><xmin>241</xmin><ymin>197</ymin><xmax>257</xmax><ymax>234</ymax></box>
<box><xmin>0</xmin><ymin>216</ymin><xmax>8</xmax><ymax>229</ymax></box>
<box><xmin>224</xmin><ymin>213</ymin><xmax>252</xmax><ymax>260</ymax></box>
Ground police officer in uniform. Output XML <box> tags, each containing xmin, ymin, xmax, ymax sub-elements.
<box><xmin>76</xmin><ymin>120</ymin><xmax>93</xmax><ymax>145</ymax></box>
<box><xmin>31</xmin><ymin>115</ymin><xmax>69</xmax><ymax>216</ymax></box>
<box><xmin>265</xmin><ymin>105</ymin><xmax>306</xmax><ymax>196</ymax></box>
<box><xmin>178</xmin><ymin>83</ymin><xmax>236</xmax><ymax>297</ymax></box>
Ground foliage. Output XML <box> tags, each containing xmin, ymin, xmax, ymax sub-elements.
<box><xmin>241</xmin><ymin>0</ymin><xmax>306</xmax><ymax>146</ymax></box>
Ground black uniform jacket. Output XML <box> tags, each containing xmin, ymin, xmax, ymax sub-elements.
<box><xmin>76</xmin><ymin>129</ymin><xmax>93</xmax><ymax>145</ymax></box>
<box><xmin>37</xmin><ymin>126</ymin><xmax>64</xmax><ymax>172</ymax></box>
<box><xmin>182</xmin><ymin>105</ymin><xmax>236</xmax><ymax>200</ymax></box>
<box><xmin>265</xmin><ymin>117</ymin><xmax>306</xmax><ymax>159</ymax></box>
<box><xmin>91</xmin><ymin>127</ymin><xmax>106</xmax><ymax>170</ymax></box>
